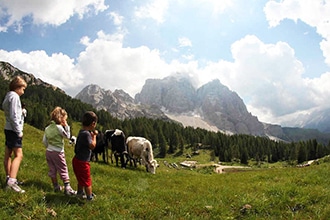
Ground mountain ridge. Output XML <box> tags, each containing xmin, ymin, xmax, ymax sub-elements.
<box><xmin>1</xmin><ymin>61</ymin><xmax>330</xmax><ymax>144</ymax></box>
<box><xmin>75</xmin><ymin>84</ymin><xmax>169</xmax><ymax>121</ymax></box>
<box><xmin>0</xmin><ymin>61</ymin><xmax>65</xmax><ymax>93</ymax></box>
<box><xmin>75</xmin><ymin>77</ymin><xmax>330</xmax><ymax>144</ymax></box>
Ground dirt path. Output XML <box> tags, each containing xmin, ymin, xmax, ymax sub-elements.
<box><xmin>214</xmin><ymin>164</ymin><xmax>251</xmax><ymax>173</ymax></box>
<box><xmin>179</xmin><ymin>161</ymin><xmax>251</xmax><ymax>173</ymax></box>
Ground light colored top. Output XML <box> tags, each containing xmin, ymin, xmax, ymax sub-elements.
<box><xmin>22</xmin><ymin>108</ymin><xmax>27</xmax><ymax>119</ymax></box>
<box><xmin>2</xmin><ymin>91</ymin><xmax>24</xmax><ymax>137</ymax></box>
<box><xmin>42</xmin><ymin>121</ymin><xmax>71</xmax><ymax>152</ymax></box>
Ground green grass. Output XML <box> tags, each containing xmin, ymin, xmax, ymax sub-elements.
<box><xmin>1</xmin><ymin>111</ymin><xmax>330</xmax><ymax>219</ymax></box>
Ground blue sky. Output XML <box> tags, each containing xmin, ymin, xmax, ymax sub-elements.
<box><xmin>0</xmin><ymin>0</ymin><xmax>330</xmax><ymax>126</ymax></box>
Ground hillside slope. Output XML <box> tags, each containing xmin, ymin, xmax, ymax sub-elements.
<box><xmin>1</xmin><ymin>110</ymin><xmax>330</xmax><ymax>219</ymax></box>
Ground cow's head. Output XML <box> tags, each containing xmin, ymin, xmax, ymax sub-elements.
<box><xmin>113</xmin><ymin>129</ymin><xmax>123</xmax><ymax>136</ymax></box>
<box><xmin>69</xmin><ymin>136</ymin><xmax>76</xmax><ymax>145</ymax></box>
<box><xmin>147</xmin><ymin>159</ymin><xmax>159</xmax><ymax>174</ymax></box>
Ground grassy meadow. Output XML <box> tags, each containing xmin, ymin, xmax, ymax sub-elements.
<box><xmin>1</xmin><ymin>111</ymin><xmax>330</xmax><ymax>219</ymax></box>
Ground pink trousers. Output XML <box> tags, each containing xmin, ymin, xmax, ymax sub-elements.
<box><xmin>46</xmin><ymin>150</ymin><xmax>70</xmax><ymax>181</ymax></box>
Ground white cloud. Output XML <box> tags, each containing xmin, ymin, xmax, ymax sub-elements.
<box><xmin>182</xmin><ymin>54</ymin><xmax>194</xmax><ymax>60</ymax></box>
<box><xmin>0</xmin><ymin>49</ymin><xmax>83</xmax><ymax>95</ymax></box>
<box><xmin>0</xmin><ymin>29</ymin><xmax>172</xmax><ymax>97</ymax></box>
<box><xmin>178</xmin><ymin>37</ymin><xmax>192</xmax><ymax>47</ymax></box>
<box><xmin>304</xmin><ymin>72</ymin><xmax>330</xmax><ymax>107</ymax></box>
<box><xmin>109</xmin><ymin>11</ymin><xmax>124</xmax><ymax>26</ymax></box>
<box><xmin>264</xmin><ymin>0</ymin><xmax>330</xmax><ymax>65</ymax></box>
<box><xmin>2</xmin><ymin>30</ymin><xmax>330</xmax><ymax>125</ymax></box>
<box><xmin>201</xmin><ymin>0</ymin><xmax>234</xmax><ymax>14</ymax></box>
<box><xmin>80</xmin><ymin>36</ymin><xmax>91</xmax><ymax>46</ymax></box>
<box><xmin>228</xmin><ymin>35</ymin><xmax>312</xmax><ymax>115</ymax></box>
<box><xmin>1</xmin><ymin>0</ymin><xmax>330</xmax><ymax>127</ymax></box>
<box><xmin>2</xmin><ymin>30</ymin><xmax>329</xmax><ymax>121</ymax></box>
<box><xmin>75</xmin><ymin>31</ymin><xmax>171</xmax><ymax>97</ymax></box>
<box><xmin>0</xmin><ymin>0</ymin><xmax>108</xmax><ymax>32</ymax></box>
<box><xmin>134</xmin><ymin>0</ymin><xmax>169</xmax><ymax>24</ymax></box>
<box><xmin>197</xmin><ymin>34</ymin><xmax>330</xmax><ymax>124</ymax></box>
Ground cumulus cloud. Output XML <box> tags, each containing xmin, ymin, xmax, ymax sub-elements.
<box><xmin>264</xmin><ymin>0</ymin><xmax>330</xmax><ymax>66</ymax></box>
<box><xmin>0</xmin><ymin>49</ymin><xmax>83</xmax><ymax>95</ymax></box>
<box><xmin>134</xmin><ymin>0</ymin><xmax>169</xmax><ymax>24</ymax></box>
<box><xmin>0</xmin><ymin>28</ymin><xmax>172</xmax><ymax>97</ymax></box>
<box><xmin>2</xmin><ymin>30</ymin><xmax>330</xmax><ymax>125</ymax></box>
<box><xmin>201</xmin><ymin>0</ymin><xmax>234</xmax><ymax>14</ymax></box>
<box><xmin>178</xmin><ymin>37</ymin><xmax>192</xmax><ymax>47</ymax></box>
<box><xmin>109</xmin><ymin>11</ymin><xmax>124</xmax><ymax>26</ymax></box>
<box><xmin>198</xmin><ymin>34</ymin><xmax>330</xmax><ymax>124</ymax></box>
<box><xmin>80</xmin><ymin>36</ymin><xmax>91</xmax><ymax>46</ymax></box>
<box><xmin>304</xmin><ymin>72</ymin><xmax>330</xmax><ymax>107</ymax></box>
<box><xmin>75</xmin><ymin>31</ymin><xmax>171</xmax><ymax>97</ymax></box>
<box><xmin>264</xmin><ymin>0</ymin><xmax>330</xmax><ymax>124</ymax></box>
<box><xmin>228</xmin><ymin>35</ymin><xmax>307</xmax><ymax>112</ymax></box>
<box><xmin>0</xmin><ymin>0</ymin><xmax>108</xmax><ymax>32</ymax></box>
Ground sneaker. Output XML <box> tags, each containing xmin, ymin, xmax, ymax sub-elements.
<box><xmin>16</xmin><ymin>180</ymin><xmax>24</xmax><ymax>185</ymax></box>
<box><xmin>76</xmin><ymin>191</ymin><xmax>87</xmax><ymax>199</ymax></box>
<box><xmin>87</xmin><ymin>193</ymin><xmax>96</xmax><ymax>201</ymax></box>
<box><xmin>6</xmin><ymin>177</ymin><xmax>24</xmax><ymax>185</ymax></box>
<box><xmin>54</xmin><ymin>185</ymin><xmax>63</xmax><ymax>193</ymax></box>
<box><xmin>64</xmin><ymin>187</ymin><xmax>77</xmax><ymax>196</ymax></box>
<box><xmin>7</xmin><ymin>182</ymin><xmax>25</xmax><ymax>193</ymax></box>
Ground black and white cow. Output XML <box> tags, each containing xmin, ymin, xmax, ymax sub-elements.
<box><xmin>104</xmin><ymin>129</ymin><xmax>129</xmax><ymax>168</ymax></box>
<box><xmin>90</xmin><ymin>131</ymin><xmax>107</xmax><ymax>163</ymax></box>
<box><xmin>126</xmin><ymin>136</ymin><xmax>159</xmax><ymax>174</ymax></box>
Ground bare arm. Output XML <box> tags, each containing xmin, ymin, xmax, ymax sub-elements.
<box><xmin>89</xmin><ymin>130</ymin><xmax>98</xmax><ymax>150</ymax></box>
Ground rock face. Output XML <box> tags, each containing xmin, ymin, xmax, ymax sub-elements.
<box><xmin>263</xmin><ymin>123</ymin><xmax>287</xmax><ymax>141</ymax></box>
<box><xmin>135</xmin><ymin>76</ymin><xmax>196</xmax><ymax>113</ymax></box>
<box><xmin>300</xmin><ymin>108</ymin><xmax>330</xmax><ymax>133</ymax></box>
<box><xmin>78</xmin><ymin>76</ymin><xmax>315</xmax><ymax>137</ymax></box>
<box><xmin>0</xmin><ymin>61</ymin><xmax>64</xmax><ymax>93</ymax></box>
<box><xmin>2</xmin><ymin>60</ymin><xmax>329</xmax><ymax>141</ymax></box>
<box><xmin>136</xmin><ymin>77</ymin><xmax>265</xmax><ymax>135</ymax></box>
<box><xmin>196</xmin><ymin>79</ymin><xmax>265</xmax><ymax>135</ymax></box>
<box><xmin>75</xmin><ymin>84</ymin><xmax>168</xmax><ymax>120</ymax></box>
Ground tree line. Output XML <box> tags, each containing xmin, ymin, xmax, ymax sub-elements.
<box><xmin>1</xmin><ymin>77</ymin><xmax>330</xmax><ymax>165</ymax></box>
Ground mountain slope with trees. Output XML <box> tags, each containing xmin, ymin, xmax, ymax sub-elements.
<box><xmin>1</xmin><ymin>60</ymin><xmax>330</xmax><ymax>165</ymax></box>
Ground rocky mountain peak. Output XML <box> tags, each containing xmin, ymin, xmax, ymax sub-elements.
<box><xmin>135</xmin><ymin>75</ymin><xmax>196</xmax><ymax>113</ymax></box>
<box><xmin>76</xmin><ymin>84</ymin><xmax>107</xmax><ymax>105</ymax></box>
<box><xmin>135</xmin><ymin>77</ymin><xmax>265</xmax><ymax>135</ymax></box>
<box><xmin>113</xmin><ymin>89</ymin><xmax>135</xmax><ymax>103</ymax></box>
<box><xmin>0</xmin><ymin>61</ymin><xmax>64</xmax><ymax>93</ymax></box>
<box><xmin>1</xmin><ymin>61</ymin><xmax>330</xmax><ymax>143</ymax></box>
<box><xmin>75</xmin><ymin>84</ymin><xmax>168</xmax><ymax>120</ymax></box>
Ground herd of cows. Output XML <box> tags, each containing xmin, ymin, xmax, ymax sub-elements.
<box><xmin>79</xmin><ymin>129</ymin><xmax>159</xmax><ymax>174</ymax></box>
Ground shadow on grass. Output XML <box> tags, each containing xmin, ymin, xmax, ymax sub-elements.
<box><xmin>4</xmin><ymin>179</ymin><xmax>86</xmax><ymax>206</ymax></box>
<box><xmin>0</xmin><ymin>176</ymin><xmax>50</xmax><ymax>192</ymax></box>
<box><xmin>19</xmin><ymin>179</ymin><xmax>50</xmax><ymax>191</ymax></box>
<box><xmin>44</xmin><ymin>193</ymin><xmax>85</xmax><ymax>206</ymax></box>
<box><xmin>92</xmin><ymin>159</ymin><xmax>148</xmax><ymax>173</ymax></box>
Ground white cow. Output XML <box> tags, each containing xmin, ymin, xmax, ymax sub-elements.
<box><xmin>126</xmin><ymin>136</ymin><xmax>159</xmax><ymax>174</ymax></box>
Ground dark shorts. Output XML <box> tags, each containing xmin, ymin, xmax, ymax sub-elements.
<box><xmin>4</xmin><ymin>130</ymin><xmax>22</xmax><ymax>149</ymax></box>
<box><xmin>72</xmin><ymin>157</ymin><xmax>92</xmax><ymax>187</ymax></box>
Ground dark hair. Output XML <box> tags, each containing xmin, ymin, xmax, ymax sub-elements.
<box><xmin>82</xmin><ymin>111</ymin><xmax>98</xmax><ymax>126</ymax></box>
